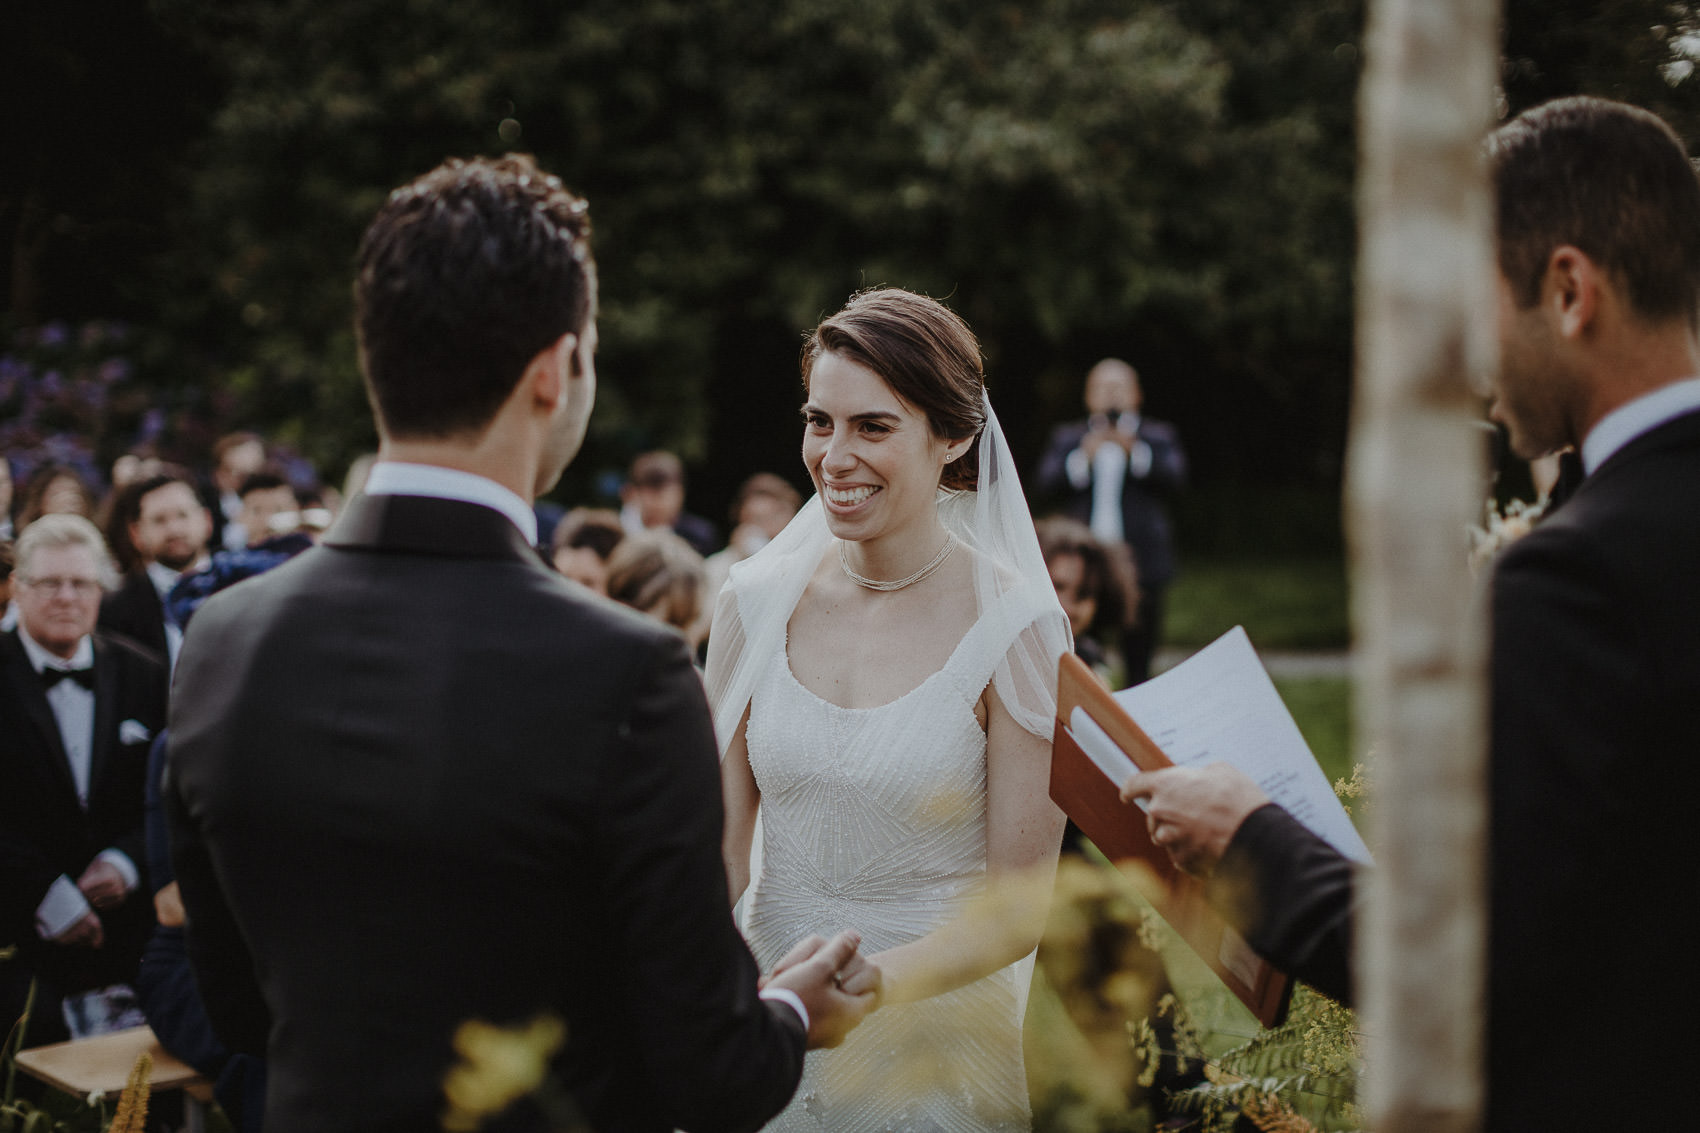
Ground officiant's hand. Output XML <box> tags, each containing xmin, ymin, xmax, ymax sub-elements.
<box><xmin>1121</xmin><ymin>764</ymin><xmax>1269</xmax><ymax>876</ymax></box>
<box><xmin>764</xmin><ymin>930</ymin><xmax>880</xmax><ymax>1049</ymax></box>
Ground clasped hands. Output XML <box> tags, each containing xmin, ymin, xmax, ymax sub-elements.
<box><xmin>760</xmin><ymin>930</ymin><xmax>883</xmax><ymax>1049</ymax></box>
<box><xmin>54</xmin><ymin>859</ymin><xmax>132</xmax><ymax>949</ymax></box>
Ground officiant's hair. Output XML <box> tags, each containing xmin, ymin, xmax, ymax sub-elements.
<box><xmin>1490</xmin><ymin>97</ymin><xmax>1700</xmax><ymax>327</ymax></box>
<box><xmin>355</xmin><ymin>154</ymin><xmax>597</xmax><ymax>439</ymax></box>
<box><xmin>802</xmin><ymin>288</ymin><xmax>987</xmax><ymax>491</ymax></box>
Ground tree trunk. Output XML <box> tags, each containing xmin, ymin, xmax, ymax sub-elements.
<box><xmin>1350</xmin><ymin>0</ymin><xmax>1497</xmax><ymax>1129</ymax></box>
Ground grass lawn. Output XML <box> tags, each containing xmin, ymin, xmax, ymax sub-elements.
<box><xmin>1274</xmin><ymin>674</ymin><xmax>1356</xmax><ymax>787</ymax></box>
<box><xmin>1164</xmin><ymin>557</ymin><xmax>1349</xmax><ymax>652</ymax></box>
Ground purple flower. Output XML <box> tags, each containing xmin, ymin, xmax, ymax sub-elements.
<box><xmin>38</xmin><ymin>322</ymin><xmax>68</xmax><ymax>348</ymax></box>
<box><xmin>98</xmin><ymin>357</ymin><xmax>133</xmax><ymax>385</ymax></box>
<box><xmin>138</xmin><ymin>407</ymin><xmax>167</xmax><ymax>443</ymax></box>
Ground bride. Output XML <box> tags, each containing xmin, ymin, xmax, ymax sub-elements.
<box><xmin>707</xmin><ymin>289</ymin><xmax>1071</xmax><ymax>1131</ymax></box>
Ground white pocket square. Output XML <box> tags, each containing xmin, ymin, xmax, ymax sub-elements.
<box><xmin>119</xmin><ymin>720</ymin><xmax>153</xmax><ymax>745</ymax></box>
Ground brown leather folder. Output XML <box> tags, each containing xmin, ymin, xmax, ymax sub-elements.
<box><xmin>1049</xmin><ymin>652</ymin><xmax>1292</xmax><ymax>1028</ymax></box>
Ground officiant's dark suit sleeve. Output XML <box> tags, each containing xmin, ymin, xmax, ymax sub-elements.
<box><xmin>1485</xmin><ymin>410</ymin><xmax>1700</xmax><ymax>1132</ymax></box>
<box><xmin>1209</xmin><ymin>804</ymin><xmax>1356</xmax><ymax>1006</ymax></box>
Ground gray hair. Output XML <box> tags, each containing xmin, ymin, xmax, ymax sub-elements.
<box><xmin>14</xmin><ymin>513</ymin><xmax>118</xmax><ymax>590</ymax></box>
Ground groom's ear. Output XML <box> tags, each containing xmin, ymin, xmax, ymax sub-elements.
<box><xmin>527</xmin><ymin>332</ymin><xmax>579</xmax><ymax>409</ymax></box>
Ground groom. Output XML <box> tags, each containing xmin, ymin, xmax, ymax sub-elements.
<box><xmin>167</xmin><ymin>155</ymin><xmax>874</xmax><ymax>1133</ymax></box>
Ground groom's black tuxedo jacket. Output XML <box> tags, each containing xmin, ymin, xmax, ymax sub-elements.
<box><xmin>1487</xmin><ymin>407</ymin><xmax>1700</xmax><ymax>1131</ymax></box>
<box><xmin>168</xmin><ymin>492</ymin><xmax>805</xmax><ymax>1133</ymax></box>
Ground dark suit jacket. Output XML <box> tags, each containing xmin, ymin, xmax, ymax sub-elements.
<box><xmin>167</xmin><ymin>492</ymin><xmax>806</xmax><ymax>1133</ymax></box>
<box><xmin>1487</xmin><ymin>407</ymin><xmax>1700</xmax><ymax>1131</ymax></box>
<box><xmin>1034</xmin><ymin>415</ymin><xmax>1188</xmax><ymax>586</ymax></box>
<box><xmin>1209</xmin><ymin>804</ymin><xmax>1355</xmax><ymax>1007</ymax></box>
<box><xmin>672</xmin><ymin>512</ymin><xmax>719</xmax><ymax>558</ymax></box>
<box><xmin>0</xmin><ymin>630</ymin><xmax>167</xmax><ymax>994</ymax></box>
<box><xmin>99</xmin><ymin>570</ymin><xmax>169</xmax><ymax>665</ymax></box>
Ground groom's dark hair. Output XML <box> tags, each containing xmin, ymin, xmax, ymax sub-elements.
<box><xmin>355</xmin><ymin>154</ymin><xmax>597</xmax><ymax>439</ymax></box>
<box><xmin>1490</xmin><ymin>97</ymin><xmax>1700</xmax><ymax>327</ymax></box>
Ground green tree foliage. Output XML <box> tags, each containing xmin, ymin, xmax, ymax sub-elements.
<box><xmin>147</xmin><ymin>0</ymin><xmax>1261</xmax><ymax>498</ymax></box>
<box><xmin>10</xmin><ymin>1</ymin><xmax>1700</xmax><ymax>516</ymax></box>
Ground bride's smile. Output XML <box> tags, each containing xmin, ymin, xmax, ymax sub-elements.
<box><xmin>802</xmin><ymin>350</ymin><xmax>969</xmax><ymax>569</ymax></box>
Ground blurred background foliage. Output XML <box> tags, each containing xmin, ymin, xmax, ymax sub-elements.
<box><xmin>4</xmin><ymin>0</ymin><xmax>1699</xmax><ymax>543</ymax></box>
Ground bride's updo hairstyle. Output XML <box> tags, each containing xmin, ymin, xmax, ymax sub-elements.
<box><xmin>802</xmin><ymin>288</ymin><xmax>987</xmax><ymax>491</ymax></box>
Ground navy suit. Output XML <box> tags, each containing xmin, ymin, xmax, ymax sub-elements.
<box><xmin>168</xmin><ymin>492</ymin><xmax>806</xmax><ymax>1133</ymax></box>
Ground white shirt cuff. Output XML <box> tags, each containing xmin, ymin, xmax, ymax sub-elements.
<box><xmin>759</xmin><ymin>987</ymin><xmax>810</xmax><ymax>1034</ymax></box>
<box><xmin>1064</xmin><ymin>448</ymin><xmax>1092</xmax><ymax>490</ymax></box>
<box><xmin>36</xmin><ymin>875</ymin><xmax>92</xmax><ymax>940</ymax></box>
<box><xmin>1128</xmin><ymin>439</ymin><xmax>1153</xmax><ymax>478</ymax></box>
<box><xmin>97</xmin><ymin>849</ymin><xmax>140</xmax><ymax>892</ymax></box>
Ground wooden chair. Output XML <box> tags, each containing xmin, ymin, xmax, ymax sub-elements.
<box><xmin>14</xmin><ymin>1025</ymin><xmax>213</xmax><ymax>1132</ymax></box>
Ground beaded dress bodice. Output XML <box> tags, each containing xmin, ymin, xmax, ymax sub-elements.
<box><xmin>744</xmin><ymin>611</ymin><xmax>1032</xmax><ymax>1133</ymax></box>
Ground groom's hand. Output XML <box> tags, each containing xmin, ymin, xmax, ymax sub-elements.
<box><xmin>765</xmin><ymin>930</ymin><xmax>879</xmax><ymax>1049</ymax></box>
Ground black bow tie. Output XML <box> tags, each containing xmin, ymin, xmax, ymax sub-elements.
<box><xmin>40</xmin><ymin>666</ymin><xmax>95</xmax><ymax>691</ymax></box>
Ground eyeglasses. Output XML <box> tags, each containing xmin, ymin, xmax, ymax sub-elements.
<box><xmin>20</xmin><ymin>576</ymin><xmax>103</xmax><ymax>597</ymax></box>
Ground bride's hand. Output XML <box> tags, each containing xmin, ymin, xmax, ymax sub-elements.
<box><xmin>833</xmin><ymin>952</ymin><xmax>884</xmax><ymax>1009</ymax></box>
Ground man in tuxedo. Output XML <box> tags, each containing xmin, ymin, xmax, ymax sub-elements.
<box><xmin>1116</xmin><ymin>98</ymin><xmax>1700</xmax><ymax>1130</ymax></box>
<box><xmin>1035</xmin><ymin>359</ymin><xmax>1187</xmax><ymax>682</ymax></box>
<box><xmin>99</xmin><ymin>471</ymin><xmax>212</xmax><ymax>668</ymax></box>
<box><xmin>1</xmin><ymin>514</ymin><xmax>168</xmax><ymax>1043</ymax></box>
<box><xmin>167</xmin><ymin>154</ymin><xmax>873</xmax><ymax>1133</ymax></box>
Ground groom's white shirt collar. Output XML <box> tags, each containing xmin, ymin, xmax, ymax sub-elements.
<box><xmin>1581</xmin><ymin>377</ymin><xmax>1700</xmax><ymax>474</ymax></box>
<box><xmin>364</xmin><ymin>462</ymin><xmax>539</xmax><ymax>545</ymax></box>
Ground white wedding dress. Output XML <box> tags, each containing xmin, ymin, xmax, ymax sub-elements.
<box><xmin>706</xmin><ymin>396</ymin><xmax>1070</xmax><ymax>1133</ymax></box>
<box><xmin>742</xmin><ymin>591</ymin><xmax>1048</xmax><ymax>1133</ymax></box>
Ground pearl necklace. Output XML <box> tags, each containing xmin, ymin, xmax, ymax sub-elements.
<box><xmin>837</xmin><ymin>533</ymin><xmax>958</xmax><ymax>592</ymax></box>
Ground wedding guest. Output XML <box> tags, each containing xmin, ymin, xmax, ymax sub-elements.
<box><xmin>99</xmin><ymin>471</ymin><xmax>213</xmax><ymax>669</ymax></box>
<box><xmin>1</xmin><ymin>457</ymin><xmax>16</xmax><ymax>542</ymax></box>
<box><xmin>606</xmin><ymin>529</ymin><xmax>707</xmax><ymax>647</ymax></box>
<box><xmin>1035</xmin><ymin>359</ymin><xmax>1187</xmax><ymax>683</ymax></box>
<box><xmin>0</xmin><ymin>514</ymin><xmax>168</xmax><ymax>1044</ymax></box>
<box><xmin>549</xmin><ymin>507</ymin><xmax>624</xmax><ymax>593</ymax></box>
<box><xmin>1036</xmin><ymin>515</ymin><xmax>1138</xmax><ymax>688</ymax></box>
<box><xmin>234</xmin><ymin>470</ymin><xmax>297</xmax><ymax>547</ymax></box>
<box><xmin>110</xmin><ymin>450</ymin><xmax>168</xmax><ymax>492</ymax></box>
<box><xmin>207</xmin><ymin>431</ymin><xmax>267</xmax><ymax>550</ymax></box>
<box><xmin>620</xmin><ymin>450</ymin><xmax>718</xmax><ymax>556</ymax></box>
<box><xmin>700</xmin><ymin>473</ymin><xmax>801</xmax><ymax>641</ymax></box>
<box><xmin>0</xmin><ymin>540</ymin><xmax>15</xmax><ymax>631</ymax></box>
<box><xmin>15</xmin><ymin>461</ymin><xmax>100</xmax><ymax>529</ymax></box>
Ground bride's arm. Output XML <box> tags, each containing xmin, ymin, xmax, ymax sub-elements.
<box><xmin>852</xmin><ymin>681</ymin><xmax>1066</xmax><ymax>1006</ymax></box>
<box><xmin>721</xmin><ymin>704</ymin><xmax>759</xmax><ymax>907</ymax></box>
